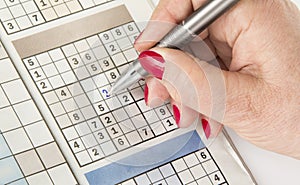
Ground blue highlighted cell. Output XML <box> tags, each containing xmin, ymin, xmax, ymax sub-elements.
<box><xmin>0</xmin><ymin>133</ymin><xmax>12</xmax><ymax>159</ymax></box>
<box><xmin>0</xmin><ymin>156</ymin><xmax>24</xmax><ymax>184</ymax></box>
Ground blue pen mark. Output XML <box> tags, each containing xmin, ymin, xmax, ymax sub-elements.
<box><xmin>102</xmin><ymin>89</ymin><xmax>110</xmax><ymax>98</ymax></box>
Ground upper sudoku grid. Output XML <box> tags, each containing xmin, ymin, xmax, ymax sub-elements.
<box><xmin>22</xmin><ymin>21</ymin><xmax>179</xmax><ymax>167</ymax></box>
<box><xmin>0</xmin><ymin>0</ymin><xmax>114</xmax><ymax>34</ymax></box>
<box><xmin>118</xmin><ymin>148</ymin><xmax>228</xmax><ymax>185</ymax></box>
<box><xmin>0</xmin><ymin>42</ymin><xmax>78</xmax><ymax>184</ymax></box>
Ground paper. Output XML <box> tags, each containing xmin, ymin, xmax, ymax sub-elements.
<box><xmin>0</xmin><ymin>0</ymin><xmax>256</xmax><ymax>184</ymax></box>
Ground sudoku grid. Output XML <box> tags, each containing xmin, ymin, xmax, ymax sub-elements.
<box><xmin>0</xmin><ymin>42</ymin><xmax>78</xmax><ymax>184</ymax></box>
<box><xmin>22</xmin><ymin>21</ymin><xmax>178</xmax><ymax>167</ymax></box>
<box><xmin>118</xmin><ymin>148</ymin><xmax>228</xmax><ymax>185</ymax></box>
<box><xmin>0</xmin><ymin>0</ymin><xmax>114</xmax><ymax>34</ymax></box>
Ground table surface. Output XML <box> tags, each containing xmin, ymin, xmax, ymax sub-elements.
<box><xmin>150</xmin><ymin>0</ymin><xmax>300</xmax><ymax>184</ymax></box>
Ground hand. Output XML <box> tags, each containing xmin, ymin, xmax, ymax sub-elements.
<box><xmin>134</xmin><ymin>0</ymin><xmax>300</xmax><ymax>159</ymax></box>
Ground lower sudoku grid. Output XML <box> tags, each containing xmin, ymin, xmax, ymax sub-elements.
<box><xmin>22</xmin><ymin>21</ymin><xmax>178</xmax><ymax>167</ymax></box>
<box><xmin>118</xmin><ymin>148</ymin><xmax>228</xmax><ymax>185</ymax></box>
<box><xmin>0</xmin><ymin>42</ymin><xmax>78</xmax><ymax>184</ymax></box>
<box><xmin>0</xmin><ymin>0</ymin><xmax>114</xmax><ymax>34</ymax></box>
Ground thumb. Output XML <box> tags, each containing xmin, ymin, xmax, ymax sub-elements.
<box><xmin>138</xmin><ymin>48</ymin><xmax>260</xmax><ymax>125</ymax></box>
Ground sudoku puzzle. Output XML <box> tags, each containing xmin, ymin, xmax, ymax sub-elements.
<box><xmin>0</xmin><ymin>42</ymin><xmax>78</xmax><ymax>184</ymax></box>
<box><xmin>0</xmin><ymin>0</ymin><xmax>114</xmax><ymax>34</ymax></box>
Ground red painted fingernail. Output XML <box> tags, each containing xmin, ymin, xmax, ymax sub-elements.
<box><xmin>173</xmin><ymin>105</ymin><xmax>180</xmax><ymax>127</ymax></box>
<box><xmin>139</xmin><ymin>50</ymin><xmax>165</xmax><ymax>80</ymax></box>
<box><xmin>144</xmin><ymin>84</ymin><xmax>149</xmax><ymax>105</ymax></box>
<box><xmin>201</xmin><ymin>119</ymin><xmax>211</xmax><ymax>139</ymax></box>
<box><xmin>134</xmin><ymin>30</ymin><xmax>144</xmax><ymax>45</ymax></box>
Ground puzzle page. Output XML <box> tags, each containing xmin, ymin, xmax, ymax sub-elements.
<box><xmin>0</xmin><ymin>0</ymin><xmax>256</xmax><ymax>184</ymax></box>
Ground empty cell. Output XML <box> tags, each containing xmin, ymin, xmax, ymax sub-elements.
<box><xmin>23</xmin><ymin>56</ymin><xmax>39</xmax><ymax>70</ymax></box>
<box><xmin>66</xmin><ymin>0</ymin><xmax>82</xmax><ymax>13</ymax></box>
<box><xmin>105</xmin><ymin>41</ymin><xmax>121</xmax><ymax>55</ymax></box>
<box><xmin>120</xmin><ymin>179</ymin><xmax>136</xmax><ymax>185</ymax></box>
<box><xmin>0</xmin><ymin>156</ymin><xmax>23</xmax><ymax>184</ymax></box>
<box><xmin>0</xmin><ymin>87</ymin><xmax>9</xmax><ymax>108</ymax></box>
<box><xmin>49</xmin><ymin>75</ymin><xmax>65</xmax><ymax>88</ymax></box>
<box><xmin>68</xmin><ymin>110</ymin><xmax>84</xmax><ymax>124</ymax></box>
<box><xmin>25</xmin><ymin>121</ymin><xmax>54</xmax><ymax>147</ymax></box>
<box><xmin>75</xmin><ymin>122</ymin><xmax>91</xmax><ymax>136</ymax></box>
<box><xmin>118</xmin><ymin>92</ymin><xmax>134</xmax><ymax>106</ymax></box>
<box><xmin>36</xmin><ymin>79</ymin><xmax>52</xmax><ymax>93</ymax></box>
<box><xmin>87</xmin><ymin>89</ymin><xmax>102</xmax><ymax>103</ymax></box>
<box><xmin>98</xmin><ymin>57</ymin><xmax>114</xmax><ymax>71</ymax></box>
<box><xmin>48</xmin><ymin>164</ymin><xmax>77</xmax><ymax>185</ymax></box>
<box><xmin>202</xmin><ymin>160</ymin><xmax>218</xmax><ymax>174</ymax></box>
<box><xmin>53</xmin><ymin>3</ymin><xmax>70</xmax><ymax>17</ymax></box>
<box><xmin>68</xmin><ymin>82</ymin><xmax>84</xmax><ymax>96</ymax></box>
<box><xmin>28</xmin><ymin>12</ymin><xmax>45</xmax><ymax>25</ymax></box>
<box><xmin>124</xmin><ymin>104</ymin><xmax>140</xmax><ymax>117</ymax></box>
<box><xmin>190</xmin><ymin>165</ymin><xmax>206</xmax><ymax>180</ymax></box>
<box><xmin>26</xmin><ymin>171</ymin><xmax>53</xmax><ymax>185</ymax></box>
<box><xmin>159</xmin><ymin>164</ymin><xmax>175</xmax><ymax>178</ymax></box>
<box><xmin>74</xmin><ymin>94</ymin><xmax>90</xmax><ymax>108</ymax></box>
<box><xmin>124</xmin><ymin>48</ymin><xmax>138</xmax><ymax>62</ymax></box>
<box><xmin>197</xmin><ymin>177</ymin><xmax>212</xmax><ymax>185</ymax></box>
<box><xmin>36</xmin><ymin>52</ymin><xmax>52</xmax><ymax>66</ymax></box>
<box><xmin>125</xmin><ymin>131</ymin><xmax>142</xmax><ymax>145</ymax></box>
<box><xmin>87</xmin><ymin>62</ymin><xmax>102</xmax><ymax>76</ymax></box>
<box><xmin>119</xmin><ymin>119</ymin><xmax>135</xmax><ymax>133</ymax></box>
<box><xmin>15</xmin><ymin>149</ymin><xmax>44</xmax><ymax>176</ymax></box>
<box><xmin>0</xmin><ymin>8</ymin><xmax>13</xmax><ymax>21</ymax></box>
<box><xmin>112</xmin><ymin>108</ymin><xmax>129</xmax><ymax>122</ymax></box>
<box><xmin>16</xmin><ymin>15</ymin><xmax>32</xmax><ymax>29</ymax></box>
<box><xmin>166</xmin><ymin>175</ymin><xmax>182</xmax><ymax>185</ymax></box>
<box><xmin>178</xmin><ymin>169</ymin><xmax>194</xmax><ymax>184</ymax></box>
<box><xmin>130</xmin><ymin>87</ymin><xmax>144</xmax><ymax>101</ymax></box>
<box><xmin>184</xmin><ymin>153</ymin><xmax>199</xmax><ymax>168</ymax></box>
<box><xmin>162</xmin><ymin>117</ymin><xmax>177</xmax><ymax>131</ymax></box>
<box><xmin>100</xmin><ymin>112</ymin><xmax>116</xmax><ymax>127</ymax></box>
<box><xmin>74</xmin><ymin>66</ymin><xmax>90</xmax><ymax>80</ymax></box>
<box><xmin>113</xmin><ymin>135</ymin><xmax>129</xmax><ymax>150</ymax></box>
<box><xmin>86</xmin><ymin>117</ymin><xmax>103</xmax><ymax>132</ymax></box>
<box><xmin>0</xmin><ymin>58</ymin><xmax>18</xmax><ymax>83</ymax></box>
<box><xmin>37</xmin><ymin>143</ymin><xmax>65</xmax><ymax>168</ymax></box>
<box><xmin>76</xmin><ymin>150</ymin><xmax>92</xmax><ymax>166</ymax></box>
<box><xmin>117</xmin><ymin>64</ymin><xmax>130</xmax><ymax>76</ymax></box>
<box><xmin>49</xmin><ymin>48</ymin><xmax>64</xmax><ymax>61</ymax></box>
<box><xmin>35</xmin><ymin>0</ymin><xmax>51</xmax><ymax>10</ymax></box>
<box><xmin>106</xmin><ymin>96</ymin><xmax>122</xmax><ymax>110</ymax></box>
<box><xmin>107</xmin><ymin>124</ymin><xmax>123</xmax><ymax>138</ymax></box>
<box><xmin>0</xmin><ymin>133</ymin><xmax>11</xmax><ymax>159</ymax></box>
<box><xmin>150</xmin><ymin>122</ymin><xmax>166</xmax><ymax>136</ymax></box>
<box><xmin>81</xmin><ymin>105</ymin><xmax>97</xmax><ymax>120</ymax></box>
<box><xmin>147</xmin><ymin>168</ymin><xmax>163</xmax><ymax>183</ymax></box>
<box><xmin>117</xmin><ymin>37</ymin><xmax>131</xmax><ymax>51</ymax></box>
<box><xmin>0</xmin><ymin>106</ymin><xmax>21</xmax><ymax>132</ymax></box>
<box><xmin>93</xmin><ymin>101</ymin><xmax>109</xmax><ymax>115</ymax></box>
<box><xmin>111</xmin><ymin>26</ymin><xmax>126</xmax><ymax>40</ymax></box>
<box><xmin>78</xmin><ymin>0</ymin><xmax>94</xmax><ymax>8</ymax></box>
<box><xmin>81</xmin><ymin>134</ymin><xmax>97</xmax><ymax>148</ymax></box>
<box><xmin>88</xmin><ymin>145</ymin><xmax>104</xmax><ymax>161</ymax></box>
<box><xmin>196</xmin><ymin>149</ymin><xmax>211</xmax><ymax>162</ymax></box>
<box><xmin>43</xmin><ymin>90</ymin><xmax>59</xmax><ymax>104</ymax></box>
<box><xmin>132</xmin><ymin>114</ymin><xmax>147</xmax><ymax>128</ymax></box>
<box><xmin>14</xmin><ymin>100</ymin><xmax>42</xmax><ymax>126</ymax></box>
<box><xmin>143</xmin><ymin>111</ymin><xmax>159</xmax><ymax>124</ymax></box>
<box><xmin>56</xmin><ymin>114</ymin><xmax>72</xmax><ymax>128</ymax></box>
<box><xmin>93</xmin><ymin>129</ymin><xmax>110</xmax><ymax>144</ymax></box>
<box><xmin>123</xmin><ymin>22</ymin><xmax>139</xmax><ymax>35</ymax></box>
<box><xmin>3</xmin><ymin>20</ymin><xmax>20</xmax><ymax>33</ymax></box>
<box><xmin>86</xmin><ymin>35</ymin><xmax>101</xmax><ymax>48</ymax></box>
<box><xmin>55</xmin><ymin>59</ymin><xmax>71</xmax><ymax>73</ymax></box>
<box><xmin>92</xmin><ymin>73</ymin><xmax>108</xmax><ymax>88</ymax></box>
<box><xmin>49</xmin><ymin>102</ymin><xmax>66</xmax><ymax>116</ymax></box>
<box><xmin>41</xmin><ymin>7</ymin><xmax>58</xmax><ymax>21</ymax></box>
<box><xmin>80</xmin><ymin>78</ymin><xmax>96</xmax><ymax>92</ymax></box>
<box><xmin>99</xmin><ymin>30</ymin><xmax>114</xmax><ymax>44</ymax></box>
<box><xmin>101</xmin><ymin>140</ymin><xmax>117</xmax><ymax>156</ymax></box>
<box><xmin>62</xmin><ymin>98</ymin><xmax>78</xmax><ymax>112</ymax></box>
<box><xmin>22</xmin><ymin>1</ymin><xmax>39</xmax><ymax>14</ymax></box>
<box><xmin>62</xmin><ymin>44</ymin><xmax>77</xmax><ymax>57</ymax></box>
<box><xmin>92</xmin><ymin>45</ymin><xmax>108</xmax><ymax>60</ymax></box>
<box><xmin>30</xmin><ymin>67</ymin><xmax>46</xmax><ymax>81</ymax></box>
<box><xmin>69</xmin><ymin>138</ymin><xmax>85</xmax><ymax>153</ymax></box>
<box><xmin>172</xmin><ymin>158</ymin><xmax>188</xmax><ymax>173</ymax></box>
<box><xmin>9</xmin><ymin>4</ymin><xmax>26</xmax><ymax>17</ymax></box>
<box><xmin>135</xmin><ymin>174</ymin><xmax>151</xmax><ymax>185</ymax></box>
<box><xmin>63</xmin><ymin>126</ymin><xmax>79</xmax><ymax>141</ymax></box>
<box><xmin>138</xmin><ymin>126</ymin><xmax>154</xmax><ymax>140</ymax></box>
<box><xmin>42</xmin><ymin>63</ymin><xmax>58</xmax><ymax>77</ymax></box>
<box><xmin>2</xmin><ymin>79</ymin><xmax>30</xmax><ymax>104</ymax></box>
<box><xmin>74</xmin><ymin>40</ymin><xmax>90</xmax><ymax>53</ymax></box>
<box><xmin>61</xmin><ymin>71</ymin><xmax>77</xmax><ymax>85</ymax></box>
<box><xmin>55</xmin><ymin>86</ymin><xmax>72</xmax><ymax>100</ymax></box>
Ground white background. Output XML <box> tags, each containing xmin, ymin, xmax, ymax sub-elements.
<box><xmin>150</xmin><ymin>0</ymin><xmax>300</xmax><ymax>184</ymax></box>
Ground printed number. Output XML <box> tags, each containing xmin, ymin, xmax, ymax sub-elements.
<box><xmin>115</xmin><ymin>29</ymin><xmax>122</xmax><ymax>36</ymax></box>
<box><xmin>7</xmin><ymin>22</ymin><xmax>14</xmax><ymax>30</ymax></box>
<box><xmin>72</xmin><ymin>58</ymin><xmax>79</xmax><ymax>65</ymax></box>
<box><xmin>32</xmin><ymin>14</ymin><xmax>38</xmax><ymax>22</ymax></box>
<box><xmin>105</xmin><ymin>116</ymin><xmax>112</xmax><ymax>124</ymax></box>
<box><xmin>73</xmin><ymin>113</ymin><xmax>80</xmax><ymax>121</ymax></box>
<box><xmin>200</xmin><ymin>152</ymin><xmax>207</xmax><ymax>159</ymax></box>
<box><xmin>61</xmin><ymin>90</ymin><xmax>67</xmax><ymax>96</ymax></box>
<box><xmin>27</xmin><ymin>59</ymin><xmax>34</xmax><ymax>66</ymax></box>
<box><xmin>74</xmin><ymin>141</ymin><xmax>80</xmax><ymax>148</ymax></box>
<box><xmin>122</xmin><ymin>95</ymin><xmax>129</xmax><ymax>103</ymax></box>
<box><xmin>85</xmin><ymin>53</ymin><xmax>91</xmax><ymax>60</ymax></box>
<box><xmin>92</xmin><ymin>148</ymin><xmax>99</xmax><ymax>156</ymax></box>
<box><xmin>111</xmin><ymin>127</ymin><xmax>118</xmax><ymax>135</ymax></box>
<box><xmin>34</xmin><ymin>71</ymin><xmax>41</xmax><ymax>78</ymax></box>
<box><xmin>103</xmin><ymin>59</ymin><xmax>110</xmax><ymax>67</ymax></box>
<box><xmin>9</xmin><ymin>0</ymin><xmax>15</xmax><ymax>3</ymax></box>
<box><xmin>159</xmin><ymin>108</ymin><xmax>166</xmax><ymax>115</ymax></box>
<box><xmin>40</xmin><ymin>0</ymin><xmax>47</xmax><ymax>6</ymax></box>
<box><xmin>90</xmin><ymin>64</ymin><xmax>97</xmax><ymax>71</ymax></box>
<box><xmin>98</xmin><ymin>104</ymin><xmax>105</xmax><ymax>111</ymax></box>
<box><xmin>98</xmin><ymin>132</ymin><xmax>104</xmax><ymax>139</ymax></box>
<box><xmin>214</xmin><ymin>174</ymin><xmax>220</xmax><ymax>181</ymax></box>
<box><xmin>127</xmin><ymin>25</ymin><xmax>134</xmax><ymax>31</ymax></box>
<box><xmin>110</xmin><ymin>72</ymin><xmax>116</xmax><ymax>79</ymax></box>
<box><xmin>118</xmin><ymin>138</ymin><xmax>124</xmax><ymax>145</ymax></box>
<box><xmin>91</xmin><ymin>121</ymin><xmax>97</xmax><ymax>128</ymax></box>
<box><xmin>40</xmin><ymin>82</ymin><xmax>47</xmax><ymax>89</ymax></box>
<box><xmin>103</xmin><ymin>33</ymin><xmax>109</xmax><ymax>40</ymax></box>
<box><xmin>109</xmin><ymin>44</ymin><xmax>116</xmax><ymax>52</ymax></box>
<box><xmin>142</xmin><ymin>128</ymin><xmax>148</xmax><ymax>136</ymax></box>
<box><xmin>166</xmin><ymin>119</ymin><xmax>174</xmax><ymax>127</ymax></box>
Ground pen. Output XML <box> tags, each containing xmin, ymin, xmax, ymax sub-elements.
<box><xmin>110</xmin><ymin>0</ymin><xmax>240</xmax><ymax>94</ymax></box>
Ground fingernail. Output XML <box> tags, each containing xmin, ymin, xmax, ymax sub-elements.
<box><xmin>144</xmin><ymin>84</ymin><xmax>149</xmax><ymax>105</ymax></box>
<box><xmin>139</xmin><ymin>50</ymin><xmax>165</xmax><ymax>80</ymax></box>
<box><xmin>134</xmin><ymin>30</ymin><xmax>144</xmax><ymax>45</ymax></box>
<box><xmin>173</xmin><ymin>105</ymin><xmax>180</xmax><ymax>127</ymax></box>
<box><xmin>201</xmin><ymin>119</ymin><xmax>211</xmax><ymax>139</ymax></box>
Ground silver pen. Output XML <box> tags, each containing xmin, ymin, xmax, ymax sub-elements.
<box><xmin>110</xmin><ymin>0</ymin><xmax>239</xmax><ymax>94</ymax></box>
